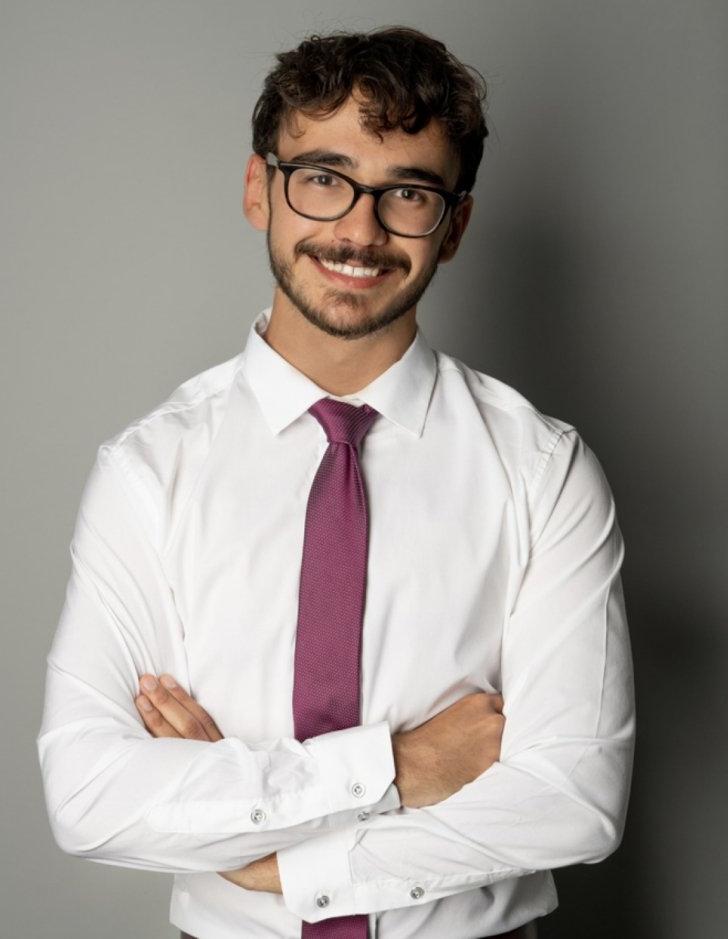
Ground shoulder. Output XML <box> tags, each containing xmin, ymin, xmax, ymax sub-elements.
<box><xmin>93</xmin><ymin>351</ymin><xmax>243</xmax><ymax>547</ymax></box>
<box><xmin>434</xmin><ymin>349</ymin><xmax>576</xmax><ymax>485</ymax></box>
<box><xmin>434</xmin><ymin>351</ymin><xmax>620</xmax><ymax>540</ymax></box>
<box><xmin>434</xmin><ymin>350</ymin><xmax>619</xmax><ymax>544</ymax></box>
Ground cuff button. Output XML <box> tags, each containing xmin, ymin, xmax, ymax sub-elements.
<box><xmin>315</xmin><ymin>894</ymin><xmax>330</xmax><ymax>908</ymax></box>
<box><xmin>250</xmin><ymin>807</ymin><xmax>267</xmax><ymax>824</ymax></box>
<box><xmin>409</xmin><ymin>885</ymin><xmax>425</xmax><ymax>900</ymax></box>
<box><xmin>351</xmin><ymin>782</ymin><xmax>366</xmax><ymax>798</ymax></box>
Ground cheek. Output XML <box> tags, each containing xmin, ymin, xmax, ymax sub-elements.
<box><xmin>271</xmin><ymin>215</ymin><xmax>330</xmax><ymax>262</ymax></box>
<box><xmin>407</xmin><ymin>244</ymin><xmax>440</xmax><ymax>277</ymax></box>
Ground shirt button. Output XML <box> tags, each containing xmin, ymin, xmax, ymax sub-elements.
<box><xmin>356</xmin><ymin>810</ymin><xmax>370</xmax><ymax>822</ymax></box>
<box><xmin>250</xmin><ymin>808</ymin><xmax>267</xmax><ymax>824</ymax></box>
<box><xmin>409</xmin><ymin>885</ymin><xmax>425</xmax><ymax>900</ymax></box>
<box><xmin>351</xmin><ymin>782</ymin><xmax>366</xmax><ymax>798</ymax></box>
<box><xmin>315</xmin><ymin>894</ymin><xmax>330</xmax><ymax>908</ymax></box>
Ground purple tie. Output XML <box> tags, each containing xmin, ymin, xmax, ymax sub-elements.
<box><xmin>293</xmin><ymin>397</ymin><xmax>380</xmax><ymax>939</ymax></box>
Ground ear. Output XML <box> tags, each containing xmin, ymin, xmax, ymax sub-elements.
<box><xmin>243</xmin><ymin>153</ymin><xmax>271</xmax><ymax>231</ymax></box>
<box><xmin>437</xmin><ymin>194</ymin><xmax>474</xmax><ymax>263</ymax></box>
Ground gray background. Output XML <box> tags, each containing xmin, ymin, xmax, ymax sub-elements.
<box><xmin>2</xmin><ymin>1</ymin><xmax>726</xmax><ymax>936</ymax></box>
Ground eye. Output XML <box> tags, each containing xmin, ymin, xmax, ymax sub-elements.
<box><xmin>303</xmin><ymin>172</ymin><xmax>339</xmax><ymax>187</ymax></box>
<box><xmin>395</xmin><ymin>188</ymin><xmax>425</xmax><ymax>203</ymax></box>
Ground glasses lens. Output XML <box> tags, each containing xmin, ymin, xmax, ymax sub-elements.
<box><xmin>288</xmin><ymin>167</ymin><xmax>447</xmax><ymax>236</ymax></box>
<box><xmin>378</xmin><ymin>188</ymin><xmax>446</xmax><ymax>236</ymax></box>
<box><xmin>288</xmin><ymin>167</ymin><xmax>355</xmax><ymax>219</ymax></box>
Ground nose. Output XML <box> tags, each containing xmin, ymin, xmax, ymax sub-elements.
<box><xmin>332</xmin><ymin>193</ymin><xmax>388</xmax><ymax>247</ymax></box>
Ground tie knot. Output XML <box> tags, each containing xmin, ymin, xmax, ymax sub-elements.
<box><xmin>308</xmin><ymin>398</ymin><xmax>380</xmax><ymax>448</ymax></box>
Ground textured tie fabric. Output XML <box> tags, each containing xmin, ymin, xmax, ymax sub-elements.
<box><xmin>293</xmin><ymin>397</ymin><xmax>380</xmax><ymax>939</ymax></box>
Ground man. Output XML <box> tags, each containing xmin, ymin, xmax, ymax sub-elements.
<box><xmin>36</xmin><ymin>25</ymin><xmax>635</xmax><ymax>939</ymax></box>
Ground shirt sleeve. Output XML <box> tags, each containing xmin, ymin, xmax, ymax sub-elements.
<box><xmin>276</xmin><ymin>428</ymin><xmax>636</xmax><ymax>922</ymax></box>
<box><xmin>36</xmin><ymin>445</ymin><xmax>401</xmax><ymax>874</ymax></box>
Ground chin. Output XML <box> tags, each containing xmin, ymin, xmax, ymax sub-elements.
<box><xmin>305</xmin><ymin>307</ymin><xmax>378</xmax><ymax>339</ymax></box>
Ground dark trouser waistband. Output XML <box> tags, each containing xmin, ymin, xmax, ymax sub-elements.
<box><xmin>181</xmin><ymin>922</ymin><xmax>537</xmax><ymax>939</ymax></box>
<box><xmin>486</xmin><ymin>921</ymin><xmax>538</xmax><ymax>939</ymax></box>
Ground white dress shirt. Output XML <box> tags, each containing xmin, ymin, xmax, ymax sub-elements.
<box><xmin>37</xmin><ymin>306</ymin><xmax>635</xmax><ymax>939</ymax></box>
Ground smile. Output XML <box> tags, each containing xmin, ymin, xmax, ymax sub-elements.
<box><xmin>309</xmin><ymin>255</ymin><xmax>395</xmax><ymax>288</ymax></box>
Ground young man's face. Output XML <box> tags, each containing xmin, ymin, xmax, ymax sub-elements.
<box><xmin>245</xmin><ymin>90</ymin><xmax>473</xmax><ymax>340</ymax></box>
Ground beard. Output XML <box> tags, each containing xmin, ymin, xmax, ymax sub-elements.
<box><xmin>265</xmin><ymin>224</ymin><xmax>443</xmax><ymax>341</ymax></box>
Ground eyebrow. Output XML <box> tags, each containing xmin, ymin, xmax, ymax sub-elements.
<box><xmin>287</xmin><ymin>149</ymin><xmax>449</xmax><ymax>189</ymax></box>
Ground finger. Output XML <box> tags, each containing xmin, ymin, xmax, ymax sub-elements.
<box><xmin>138</xmin><ymin>674</ymin><xmax>212</xmax><ymax>740</ymax></box>
<box><xmin>489</xmin><ymin>693</ymin><xmax>504</xmax><ymax>712</ymax></box>
<box><xmin>135</xmin><ymin>695</ymin><xmax>181</xmax><ymax>738</ymax></box>
<box><xmin>158</xmin><ymin>674</ymin><xmax>225</xmax><ymax>741</ymax></box>
<box><xmin>138</xmin><ymin>673</ymin><xmax>224</xmax><ymax>741</ymax></box>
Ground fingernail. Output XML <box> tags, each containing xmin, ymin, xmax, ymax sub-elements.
<box><xmin>138</xmin><ymin>696</ymin><xmax>153</xmax><ymax>712</ymax></box>
<box><xmin>160</xmin><ymin>675</ymin><xmax>177</xmax><ymax>689</ymax></box>
<box><xmin>141</xmin><ymin>676</ymin><xmax>157</xmax><ymax>692</ymax></box>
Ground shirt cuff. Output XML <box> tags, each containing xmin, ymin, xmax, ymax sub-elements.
<box><xmin>145</xmin><ymin>722</ymin><xmax>398</xmax><ymax>838</ymax></box>
<box><xmin>305</xmin><ymin>720</ymin><xmax>398</xmax><ymax>816</ymax></box>
<box><xmin>369</xmin><ymin>781</ymin><xmax>402</xmax><ymax>814</ymax></box>
<box><xmin>277</xmin><ymin>817</ymin><xmax>430</xmax><ymax>922</ymax></box>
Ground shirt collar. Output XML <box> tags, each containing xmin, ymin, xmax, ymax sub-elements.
<box><xmin>239</xmin><ymin>307</ymin><xmax>438</xmax><ymax>438</ymax></box>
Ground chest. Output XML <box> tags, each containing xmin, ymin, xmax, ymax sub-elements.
<box><xmin>164</xmin><ymin>421</ymin><xmax>525</xmax><ymax>737</ymax></box>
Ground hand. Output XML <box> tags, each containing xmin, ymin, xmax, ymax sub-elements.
<box><xmin>135</xmin><ymin>673</ymin><xmax>282</xmax><ymax>894</ymax></box>
<box><xmin>392</xmin><ymin>690</ymin><xmax>505</xmax><ymax>808</ymax></box>
<box><xmin>135</xmin><ymin>673</ymin><xmax>224</xmax><ymax>741</ymax></box>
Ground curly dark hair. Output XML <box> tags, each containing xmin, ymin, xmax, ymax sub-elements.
<box><xmin>251</xmin><ymin>25</ymin><xmax>489</xmax><ymax>194</ymax></box>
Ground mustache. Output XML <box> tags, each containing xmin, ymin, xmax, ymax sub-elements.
<box><xmin>299</xmin><ymin>244</ymin><xmax>407</xmax><ymax>272</ymax></box>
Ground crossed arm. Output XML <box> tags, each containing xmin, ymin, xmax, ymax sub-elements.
<box><xmin>134</xmin><ymin>672</ymin><xmax>282</xmax><ymax>894</ymax></box>
<box><xmin>131</xmin><ymin>673</ymin><xmax>507</xmax><ymax>895</ymax></box>
<box><xmin>38</xmin><ymin>431</ymin><xmax>634</xmax><ymax>920</ymax></box>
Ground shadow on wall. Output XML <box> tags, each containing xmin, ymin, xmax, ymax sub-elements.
<box><xmin>439</xmin><ymin>203</ymin><xmax>676</xmax><ymax>939</ymax></box>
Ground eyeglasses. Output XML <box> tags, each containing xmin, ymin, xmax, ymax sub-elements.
<box><xmin>264</xmin><ymin>152</ymin><xmax>468</xmax><ymax>238</ymax></box>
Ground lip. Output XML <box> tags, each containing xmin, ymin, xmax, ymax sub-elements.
<box><xmin>309</xmin><ymin>255</ymin><xmax>395</xmax><ymax>289</ymax></box>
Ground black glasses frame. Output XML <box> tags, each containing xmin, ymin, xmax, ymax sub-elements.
<box><xmin>264</xmin><ymin>152</ymin><xmax>468</xmax><ymax>238</ymax></box>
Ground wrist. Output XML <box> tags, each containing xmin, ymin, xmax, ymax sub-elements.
<box><xmin>392</xmin><ymin>732</ymin><xmax>415</xmax><ymax>807</ymax></box>
<box><xmin>246</xmin><ymin>854</ymin><xmax>281</xmax><ymax>893</ymax></box>
<box><xmin>218</xmin><ymin>854</ymin><xmax>282</xmax><ymax>894</ymax></box>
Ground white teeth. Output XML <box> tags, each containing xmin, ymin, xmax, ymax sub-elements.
<box><xmin>318</xmin><ymin>257</ymin><xmax>382</xmax><ymax>278</ymax></box>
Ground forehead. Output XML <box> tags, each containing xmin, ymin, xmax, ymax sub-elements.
<box><xmin>276</xmin><ymin>93</ymin><xmax>459</xmax><ymax>188</ymax></box>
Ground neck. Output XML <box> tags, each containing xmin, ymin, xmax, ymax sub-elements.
<box><xmin>262</xmin><ymin>290</ymin><xmax>418</xmax><ymax>396</ymax></box>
